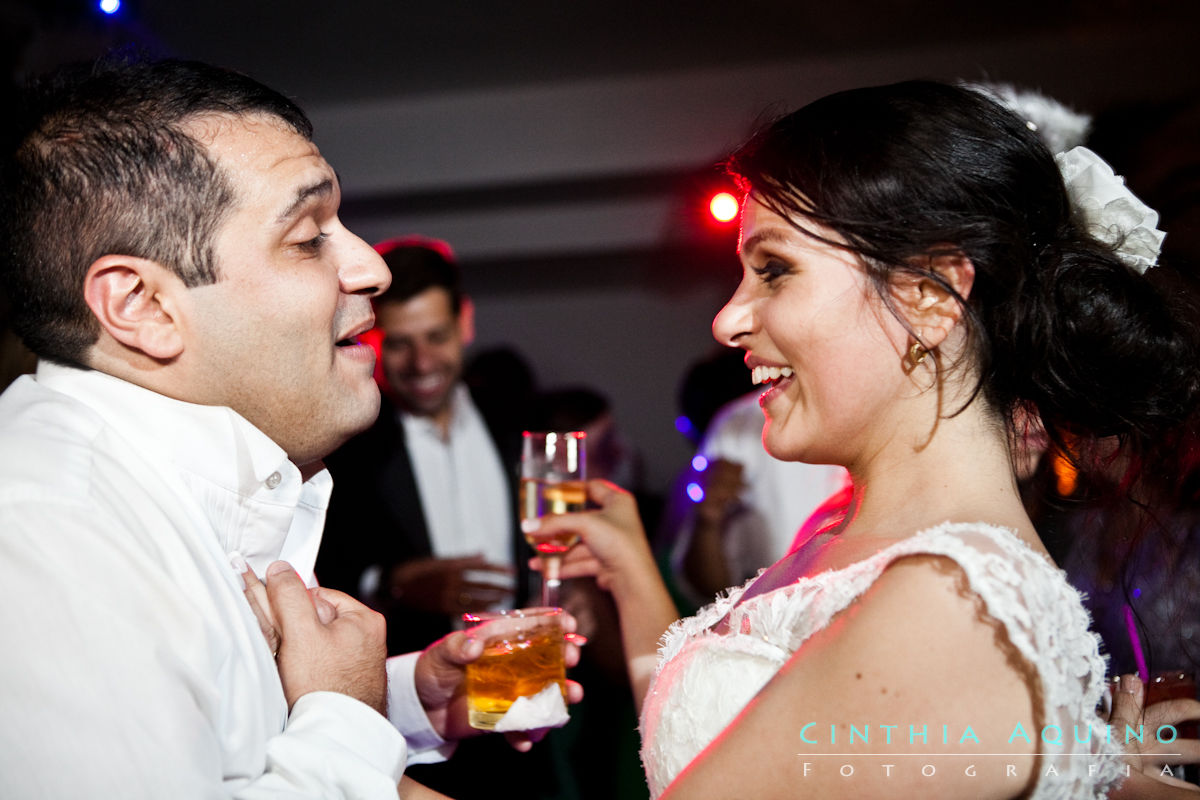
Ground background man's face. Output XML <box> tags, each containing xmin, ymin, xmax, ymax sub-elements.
<box><xmin>377</xmin><ymin>287</ymin><xmax>468</xmax><ymax>420</ymax></box>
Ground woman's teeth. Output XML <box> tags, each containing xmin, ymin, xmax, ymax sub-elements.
<box><xmin>752</xmin><ymin>365</ymin><xmax>794</xmax><ymax>386</ymax></box>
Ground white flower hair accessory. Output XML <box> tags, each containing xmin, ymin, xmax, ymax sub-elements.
<box><xmin>968</xmin><ymin>82</ymin><xmax>1167</xmax><ymax>272</ymax></box>
<box><xmin>1055</xmin><ymin>146</ymin><xmax>1166</xmax><ymax>274</ymax></box>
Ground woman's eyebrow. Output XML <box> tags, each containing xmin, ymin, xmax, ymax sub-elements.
<box><xmin>740</xmin><ymin>228</ymin><xmax>791</xmax><ymax>256</ymax></box>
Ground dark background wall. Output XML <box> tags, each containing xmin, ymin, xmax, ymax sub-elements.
<box><xmin>6</xmin><ymin>0</ymin><xmax>1199</xmax><ymax>497</ymax></box>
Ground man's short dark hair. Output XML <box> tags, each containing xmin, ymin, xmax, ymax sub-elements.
<box><xmin>0</xmin><ymin>53</ymin><xmax>313</xmax><ymax>367</ymax></box>
<box><xmin>374</xmin><ymin>236</ymin><xmax>464</xmax><ymax>314</ymax></box>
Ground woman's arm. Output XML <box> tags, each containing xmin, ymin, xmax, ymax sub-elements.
<box><xmin>662</xmin><ymin>555</ymin><xmax>1042</xmax><ymax>800</ymax></box>
<box><xmin>533</xmin><ymin>480</ymin><xmax>680</xmax><ymax>711</ymax></box>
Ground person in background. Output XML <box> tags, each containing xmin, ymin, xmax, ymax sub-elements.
<box><xmin>0</xmin><ymin>54</ymin><xmax>579</xmax><ymax>799</ymax></box>
<box><xmin>462</xmin><ymin>344</ymin><xmax>540</xmax><ymax>444</ymax></box>
<box><xmin>316</xmin><ymin>237</ymin><xmax>529</xmax><ymax>654</ymax></box>
<box><xmin>665</xmin><ymin>389</ymin><xmax>849</xmax><ymax>605</ymax></box>
<box><xmin>673</xmin><ymin>345</ymin><xmax>754</xmax><ymax>446</ymax></box>
<box><xmin>315</xmin><ymin>239</ymin><xmax>575</xmax><ymax>800</ymax></box>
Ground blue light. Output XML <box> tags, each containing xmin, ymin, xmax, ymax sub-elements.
<box><xmin>686</xmin><ymin>482</ymin><xmax>705</xmax><ymax>503</ymax></box>
<box><xmin>1132</xmin><ymin>587</ymin><xmax>1142</xmax><ymax>599</ymax></box>
<box><xmin>674</xmin><ymin>416</ymin><xmax>695</xmax><ymax>436</ymax></box>
<box><xmin>99</xmin><ymin>0</ymin><xmax>120</xmax><ymax>14</ymax></box>
<box><xmin>691</xmin><ymin>454</ymin><xmax>709</xmax><ymax>472</ymax></box>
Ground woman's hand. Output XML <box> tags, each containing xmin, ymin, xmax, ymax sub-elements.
<box><xmin>528</xmin><ymin>480</ymin><xmax>679</xmax><ymax>711</ymax></box>
<box><xmin>528</xmin><ymin>479</ymin><xmax>658</xmax><ymax>595</ymax></box>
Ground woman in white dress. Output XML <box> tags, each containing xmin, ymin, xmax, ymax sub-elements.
<box><xmin>530</xmin><ymin>81</ymin><xmax>1200</xmax><ymax>798</ymax></box>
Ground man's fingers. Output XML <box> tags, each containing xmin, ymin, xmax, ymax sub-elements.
<box><xmin>233</xmin><ymin>555</ymin><xmax>280</xmax><ymax>656</ymax></box>
<box><xmin>459</xmin><ymin>581</ymin><xmax>513</xmax><ymax>600</ymax></box>
<box><xmin>264</xmin><ymin>561</ymin><xmax>322</xmax><ymax>637</ymax></box>
<box><xmin>564</xmin><ymin>639</ymin><xmax>583</xmax><ymax>669</ymax></box>
<box><xmin>435</xmin><ymin>629</ymin><xmax>484</xmax><ymax>666</ymax></box>
<box><xmin>503</xmin><ymin>732</ymin><xmax>535</xmax><ymax>752</ymax></box>
<box><xmin>461</xmin><ymin>562</ymin><xmax>516</xmax><ymax>576</ymax></box>
<box><xmin>1142</xmin><ymin>738</ymin><xmax>1200</xmax><ymax>764</ymax></box>
<box><xmin>1109</xmin><ymin>674</ymin><xmax>1146</xmax><ymax>730</ymax></box>
<box><xmin>308</xmin><ymin>587</ymin><xmax>338</xmax><ymax>624</ymax></box>
<box><xmin>310</xmin><ymin>585</ymin><xmax>358</xmax><ymax>609</ymax></box>
<box><xmin>1146</xmin><ymin>698</ymin><xmax>1200</xmax><ymax>728</ymax></box>
<box><xmin>443</xmin><ymin>554</ymin><xmax>513</xmax><ymax>574</ymax></box>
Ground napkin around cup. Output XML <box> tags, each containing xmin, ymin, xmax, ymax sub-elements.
<box><xmin>491</xmin><ymin>683</ymin><xmax>570</xmax><ymax>732</ymax></box>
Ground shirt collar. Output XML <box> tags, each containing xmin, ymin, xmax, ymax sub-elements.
<box><xmin>35</xmin><ymin>362</ymin><xmax>331</xmax><ymax>581</ymax></box>
<box><xmin>398</xmin><ymin>383</ymin><xmax>472</xmax><ymax>441</ymax></box>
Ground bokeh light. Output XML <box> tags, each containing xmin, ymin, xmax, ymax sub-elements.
<box><xmin>674</xmin><ymin>415</ymin><xmax>695</xmax><ymax>437</ymax></box>
<box><xmin>708</xmin><ymin>191</ymin><xmax>739</xmax><ymax>223</ymax></box>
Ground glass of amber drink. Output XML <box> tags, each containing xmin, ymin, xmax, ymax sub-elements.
<box><xmin>520</xmin><ymin>431</ymin><xmax>587</xmax><ymax>607</ymax></box>
<box><xmin>463</xmin><ymin>606</ymin><xmax>567</xmax><ymax>730</ymax></box>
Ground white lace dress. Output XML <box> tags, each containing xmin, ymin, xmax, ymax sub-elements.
<box><xmin>640</xmin><ymin>522</ymin><xmax>1125</xmax><ymax>799</ymax></box>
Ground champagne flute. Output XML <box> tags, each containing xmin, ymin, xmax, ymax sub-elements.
<box><xmin>520</xmin><ymin>431</ymin><xmax>586</xmax><ymax>607</ymax></box>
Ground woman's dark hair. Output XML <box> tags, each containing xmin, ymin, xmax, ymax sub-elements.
<box><xmin>726</xmin><ymin>80</ymin><xmax>1199</xmax><ymax>475</ymax></box>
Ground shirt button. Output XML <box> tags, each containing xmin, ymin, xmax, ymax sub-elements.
<box><xmin>264</xmin><ymin>471</ymin><xmax>282</xmax><ymax>490</ymax></box>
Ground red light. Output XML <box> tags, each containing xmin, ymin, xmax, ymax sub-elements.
<box><xmin>709</xmin><ymin>191</ymin><xmax>739</xmax><ymax>223</ymax></box>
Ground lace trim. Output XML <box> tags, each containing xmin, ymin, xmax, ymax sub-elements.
<box><xmin>649</xmin><ymin>522</ymin><xmax>1125</xmax><ymax>798</ymax></box>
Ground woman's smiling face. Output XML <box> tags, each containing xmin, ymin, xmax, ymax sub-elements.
<box><xmin>711</xmin><ymin>196</ymin><xmax>912</xmax><ymax>467</ymax></box>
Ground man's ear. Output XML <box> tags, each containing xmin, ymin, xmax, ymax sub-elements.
<box><xmin>83</xmin><ymin>255</ymin><xmax>185</xmax><ymax>360</ymax></box>
<box><xmin>457</xmin><ymin>295</ymin><xmax>476</xmax><ymax>346</ymax></box>
<box><xmin>892</xmin><ymin>249</ymin><xmax>975</xmax><ymax>349</ymax></box>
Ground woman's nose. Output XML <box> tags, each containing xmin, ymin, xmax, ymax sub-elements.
<box><xmin>712</xmin><ymin>279</ymin><xmax>754</xmax><ymax>347</ymax></box>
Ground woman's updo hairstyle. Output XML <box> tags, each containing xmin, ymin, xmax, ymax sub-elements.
<box><xmin>726</xmin><ymin>80</ymin><xmax>1199</xmax><ymax>468</ymax></box>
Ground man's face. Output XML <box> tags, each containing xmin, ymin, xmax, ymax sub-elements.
<box><xmin>179</xmin><ymin>113</ymin><xmax>391</xmax><ymax>469</ymax></box>
<box><xmin>377</xmin><ymin>287</ymin><xmax>468</xmax><ymax>421</ymax></box>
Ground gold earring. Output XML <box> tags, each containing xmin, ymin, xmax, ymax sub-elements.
<box><xmin>907</xmin><ymin>341</ymin><xmax>928</xmax><ymax>367</ymax></box>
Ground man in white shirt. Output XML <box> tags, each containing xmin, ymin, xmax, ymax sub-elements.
<box><xmin>0</xmin><ymin>55</ymin><xmax>567</xmax><ymax>798</ymax></box>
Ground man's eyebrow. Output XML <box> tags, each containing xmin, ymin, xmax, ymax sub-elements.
<box><xmin>274</xmin><ymin>178</ymin><xmax>334</xmax><ymax>224</ymax></box>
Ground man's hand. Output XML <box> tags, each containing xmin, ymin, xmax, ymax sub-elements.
<box><xmin>693</xmin><ymin>458</ymin><xmax>744</xmax><ymax>527</ymax></box>
<box><xmin>238</xmin><ymin>558</ymin><xmax>336</xmax><ymax>656</ymax></box>
<box><xmin>684</xmin><ymin>458</ymin><xmax>745</xmax><ymax>596</ymax></box>
<box><xmin>264</xmin><ymin>561</ymin><xmax>389</xmax><ymax>714</ymax></box>
<box><xmin>1107</xmin><ymin>674</ymin><xmax>1200</xmax><ymax>797</ymax></box>
<box><xmin>413</xmin><ymin>619</ymin><xmax>584</xmax><ymax>751</ymax></box>
<box><xmin>388</xmin><ymin>555</ymin><xmax>513</xmax><ymax>616</ymax></box>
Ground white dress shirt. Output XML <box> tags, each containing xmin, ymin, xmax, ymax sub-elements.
<box><xmin>400</xmin><ymin>384</ymin><xmax>513</xmax><ymax>575</ymax></box>
<box><xmin>0</xmin><ymin>363</ymin><xmax>442</xmax><ymax>798</ymax></box>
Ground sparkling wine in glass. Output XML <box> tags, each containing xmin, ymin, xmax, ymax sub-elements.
<box><xmin>520</xmin><ymin>431</ymin><xmax>586</xmax><ymax>607</ymax></box>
